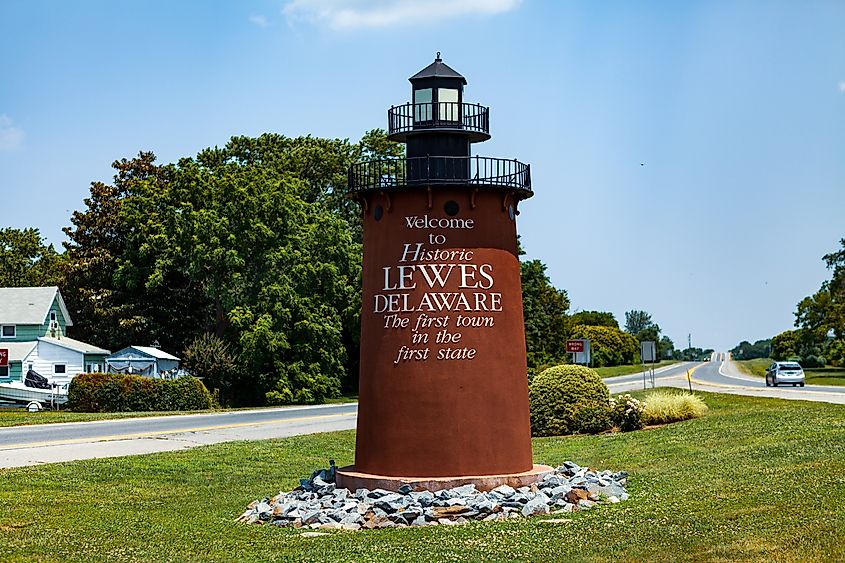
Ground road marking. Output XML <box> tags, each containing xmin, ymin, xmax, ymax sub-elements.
<box><xmin>0</xmin><ymin>412</ymin><xmax>357</xmax><ymax>451</ymax></box>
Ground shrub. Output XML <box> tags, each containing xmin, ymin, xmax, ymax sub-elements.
<box><xmin>68</xmin><ymin>373</ymin><xmax>213</xmax><ymax>412</ymax></box>
<box><xmin>610</xmin><ymin>394</ymin><xmax>646</xmax><ymax>431</ymax></box>
<box><xmin>801</xmin><ymin>355</ymin><xmax>826</xmax><ymax>368</ymax></box>
<box><xmin>182</xmin><ymin>333</ymin><xmax>239</xmax><ymax>405</ymax></box>
<box><xmin>529</xmin><ymin>364</ymin><xmax>612</xmax><ymax>436</ymax></box>
<box><xmin>642</xmin><ymin>390</ymin><xmax>708</xmax><ymax>425</ymax></box>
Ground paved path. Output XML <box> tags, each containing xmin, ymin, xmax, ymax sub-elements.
<box><xmin>0</xmin><ymin>403</ymin><xmax>357</xmax><ymax>468</ymax></box>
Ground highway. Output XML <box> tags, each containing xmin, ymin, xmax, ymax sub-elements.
<box><xmin>0</xmin><ymin>402</ymin><xmax>358</xmax><ymax>468</ymax></box>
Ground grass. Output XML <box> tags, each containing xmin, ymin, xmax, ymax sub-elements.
<box><xmin>3</xmin><ymin>390</ymin><xmax>845</xmax><ymax>561</ymax></box>
<box><xmin>734</xmin><ymin>358</ymin><xmax>845</xmax><ymax>386</ymax></box>
<box><xmin>594</xmin><ymin>359</ymin><xmax>680</xmax><ymax>378</ymax></box>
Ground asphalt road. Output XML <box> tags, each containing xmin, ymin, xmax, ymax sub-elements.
<box><xmin>0</xmin><ymin>403</ymin><xmax>358</xmax><ymax>468</ymax></box>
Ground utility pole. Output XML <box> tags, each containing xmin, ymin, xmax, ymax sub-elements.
<box><xmin>688</xmin><ymin>333</ymin><xmax>692</xmax><ymax>360</ymax></box>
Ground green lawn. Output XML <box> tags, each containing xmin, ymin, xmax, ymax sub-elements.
<box><xmin>733</xmin><ymin>358</ymin><xmax>771</xmax><ymax>378</ymax></box>
<box><xmin>3</xmin><ymin>391</ymin><xmax>845</xmax><ymax>561</ymax></box>
<box><xmin>734</xmin><ymin>358</ymin><xmax>845</xmax><ymax>386</ymax></box>
<box><xmin>595</xmin><ymin>359</ymin><xmax>680</xmax><ymax>378</ymax></box>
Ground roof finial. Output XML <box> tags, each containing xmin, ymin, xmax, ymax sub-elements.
<box><xmin>436</xmin><ymin>51</ymin><xmax>441</xmax><ymax>61</ymax></box>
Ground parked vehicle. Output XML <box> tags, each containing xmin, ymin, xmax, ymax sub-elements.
<box><xmin>765</xmin><ymin>362</ymin><xmax>805</xmax><ymax>387</ymax></box>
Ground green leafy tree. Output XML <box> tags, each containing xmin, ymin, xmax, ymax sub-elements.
<box><xmin>659</xmin><ymin>335</ymin><xmax>676</xmax><ymax>359</ymax></box>
<box><xmin>625</xmin><ymin>310</ymin><xmax>658</xmax><ymax>335</ymax></box>
<box><xmin>0</xmin><ymin>227</ymin><xmax>63</xmax><ymax>287</ymax></box>
<box><xmin>569</xmin><ymin>310</ymin><xmax>618</xmax><ymax>329</ymax></box>
<box><xmin>520</xmin><ymin>259</ymin><xmax>570</xmax><ymax>368</ymax></box>
<box><xmin>570</xmin><ymin>325</ymin><xmax>638</xmax><ymax>367</ymax></box>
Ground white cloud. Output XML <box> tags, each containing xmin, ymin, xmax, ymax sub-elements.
<box><xmin>0</xmin><ymin>115</ymin><xmax>24</xmax><ymax>151</ymax></box>
<box><xmin>282</xmin><ymin>0</ymin><xmax>521</xmax><ymax>30</ymax></box>
<box><xmin>250</xmin><ymin>14</ymin><xmax>270</xmax><ymax>28</ymax></box>
<box><xmin>839</xmin><ymin>81</ymin><xmax>845</xmax><ymax>93</ymax></box>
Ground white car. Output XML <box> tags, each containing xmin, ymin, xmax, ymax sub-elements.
<box><xmin>765</xmin><ymin>362</ymin><xmax>805</xmax><ymax>387</ymax></box>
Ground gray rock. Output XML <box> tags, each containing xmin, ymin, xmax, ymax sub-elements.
<box><xmin>411</xmin><ymin>515</ymin><xmax>428</xmax><ymax>527</ymax></box>
<box><xmin>521</xmin><ymin>493</ymin><xmax>551</xmax><ymax>517</ymax></box>
<box><xmin>367</xmin><ymin>489</ymin><xmax>392</xmax><ymax>499</ymax></box>
<box><xmin>577</xmin><ymin>499</ymin><xmax>596</xmax><ymax>510</ymax></box>
<box><xmin>451</xmin><ymin>484</ymin><xmax>478</xmax><ymax>497</ymax></box>
<box><xmin>374</xmin><ymin>493</ymin><xmax>403</xmax><ymax>513</ymax></box>
<box><xmin>398</xmin><ymin>484</ymin><xmax>413</xmax><ymax>495</ymax></box>
<box><xmin>445</xmin><ymin>497</ymin><xmax>467</xmax><ymax>507</ymax></box>
<box><xmin>413</xmin><ymin>491</ymin><xmax>435</xmax><ymax>507</ymax></box>
<box><xmin>491</xmin><ymin>484</ymin><xmax>516</xmax><ymax>498</ymax></box>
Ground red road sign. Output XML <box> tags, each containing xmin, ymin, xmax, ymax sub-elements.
<box><xmin>0</xmin><ymin>349</ymin><xmax>8</xmax><ymax>367</ymax></box>
<box><xmin>566</xmin><ymin>340</ymin><xmax>584</xmax><ymax>353</ymax></box>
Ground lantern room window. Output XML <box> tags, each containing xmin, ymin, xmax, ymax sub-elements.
<box><xmin>438</xmin><ymin>88</ymin><xmax>459</xmax><ymax>121</ymax></box>
<box><xmin>414</xmin><ymin>88</ymin><xmax>432</xmax><ymax>122</ymax></box>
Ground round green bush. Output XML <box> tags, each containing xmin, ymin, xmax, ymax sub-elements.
<box><xmin>529</xmin><ymin>364</ymin><xmax>612</xmax><ymax>436</ymax></box>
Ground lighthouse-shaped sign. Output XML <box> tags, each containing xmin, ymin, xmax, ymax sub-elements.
<box><xmin>338</xmin><ymin>55</ymin><xmax>551</xmax><ymax>491</ymax></box>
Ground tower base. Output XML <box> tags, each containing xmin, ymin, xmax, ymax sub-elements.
<box><xmin>336</xmin><ymin>464</ymin><xmax>554</xmax><ymax>493</ymax></box>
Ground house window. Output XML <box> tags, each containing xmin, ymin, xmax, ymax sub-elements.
<box><xmin>0</xmin><ymin>366</ymin><xmax>8</xmax><ymax>378</ymax></box>
<box><xmin>54</xmin><ymin>364</ymin><xmax>67</xmax><ymax>375</ymax></box>
<box><xmin>85</xmin><ymin>363</ymin><xmax>101</xmax><ymax>373</ymax></box>
<box><xmin>1</xmin><ymin>325</ymin><xmax>15</xmax><ymax>338</ymax></box>
<box><xmin>50</xmin><ymin>312</ymin><xmax>57</xmax><ymax>322</ymax></box>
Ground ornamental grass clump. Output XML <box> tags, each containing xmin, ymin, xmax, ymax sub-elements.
<box><xmin>529</xmin><ymin>364</ymin><xmax>612</xmax><ymax>436</ymax></box>
<box><xmin>609</xmin><ymin>394</ymin><xmax>646</xmax><ymax>431</ymax></box>
<box><xmin>642</xmin><ymin>390</ymin><xmax>708</xmax><ymax>425</ymax></box>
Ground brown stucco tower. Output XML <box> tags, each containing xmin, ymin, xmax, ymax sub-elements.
<box><xmin>337</xmin><ymin>56</ymin><xmax>550</xmax><ymax>491</ymax></box>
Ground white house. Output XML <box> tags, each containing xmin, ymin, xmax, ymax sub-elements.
<box><xmin>0</xmin><ymin>287</ymin><xmax>110</xmax><ymax>385</ymax></box>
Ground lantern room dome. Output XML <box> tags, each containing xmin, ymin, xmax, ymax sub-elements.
<box><xmin>409</xmin><ymin>55</ymin><xmax>467</xmax><ymax>84</ymax></box>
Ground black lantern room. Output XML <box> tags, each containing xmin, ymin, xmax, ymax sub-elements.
<box><xmin>349</xmin><ymin>55</ymin><xmax>531</xmax><ymax>201</ymax></box>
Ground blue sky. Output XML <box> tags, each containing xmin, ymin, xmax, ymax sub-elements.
<box><xmin>1</xmin><ymin>0</ymin><xmax>843</xmax><ymax>351</ymax></box>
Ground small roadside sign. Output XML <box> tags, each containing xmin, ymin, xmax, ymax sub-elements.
<box><xmin>566</xmin><ymin>340</ymin><xmax>584</xmax><ymax>353</ymax></box>
<box><xmin>0</xmin><ymin>349</ymin><xmax>8</xmax><ymax>367</ymax></box>
<box><xmin>641</xmin><ymin>341</ymin><xmax>657</xmax><ymax>363</ymax></box>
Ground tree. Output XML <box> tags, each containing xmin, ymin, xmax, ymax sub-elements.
<box><xmin>730</xmin><ymin>339</ymin><xmax>771</xmax><ymax>360</ymax></box>
<box><xmin>624</xmin><ymin>310</ymin><xmax>658</xmax><ymax>335</ymax></box>
<box><xmin>182</xmin><ymin>333</ymin><xmax>238</xmax><ymax>405</ymax></box>
<box><xmin>520</xmin><ymin>259</ymin><xmax>570</xmax><ymax>369</ymax></box>
<box><xmin>771</xmin><ymin>330</ymin><xmax>800</xmax><ymax>361</ymax></box>
<box><xmin>569</xmin><ymin>310</ymin><xmax>618</xmax><ymax>329</ymax></box>
<box><xmin>0</xmin><ymin>227</ymin><xmax>63</xmax><ymax>287</ymax></box>
<box><xmin>792</xmin><ymin>238</ymin><xmax>845</xmax><ymax>365</ymax></box>
<box><xmin>61</xmin><ymin>131</ymin><xmax>401</xmax><ymax>405</ymax></box>
<box><xmin>659</xmin><ymin>335</ymin><xmax>676</xmax><ymax>359</ymax></box>
<box><xmin>570</xmin><ymin>325</ymin><xmax>638</xmax><ymax>367</ymax></box>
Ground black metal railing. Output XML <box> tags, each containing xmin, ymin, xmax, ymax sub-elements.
<box><xmin>348</xmin><ymin>156</ymin><xmax>531</xmax><ymax>195</ymax></box>
<box><xmin>388</xmin><ymin>102</ymin><xmax>489</xmax><ymax>138</ymax></box>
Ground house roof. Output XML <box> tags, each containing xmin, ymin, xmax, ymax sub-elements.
<box><xmin>107</xmin><ymin>346</ymin><xmax>180</xmax><ymax>361</ymax></box>
<box><xmin>0</xmin><ymin>287</ymin><xmax>73</xmax><ymax>326</ymax></box>
<box><xmin>1</xmin><ymin>341</ymin><xmax>37</xmax><ymax>362</ymax></box>
<box><xmin>38</xmin><ymin>336</ymin><xmax>110</xmax><ymax>355</ymax></box>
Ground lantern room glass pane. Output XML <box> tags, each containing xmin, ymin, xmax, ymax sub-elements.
<box><xmin>414</xmin><ymin>88</ymin><xmax>432</xmax><ymax>122</ymax></box>
<box><xmin>438</xmin><ymin>88</ymin><xmax>459</xmax><ymax>122</ymax></box>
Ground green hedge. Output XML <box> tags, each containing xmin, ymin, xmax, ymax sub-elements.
<box><xmin>529</xmin><ymin>364</ymin><xmax>612</xmax><ymax>436</ymax></box>
<box><xmin>68</xmin><ymin>373</ymin><xmax>214</xmax><ymax>412</ymax></box>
